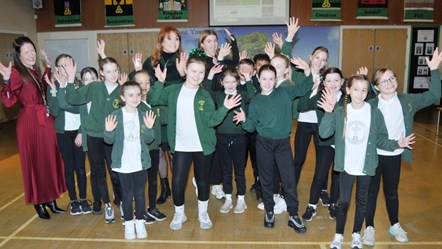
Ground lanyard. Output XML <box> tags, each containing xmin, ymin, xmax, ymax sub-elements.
<box><xmin>26</xmin><ymin>68</ymin><xmax>48</xmax><ymax>107</ymax></box>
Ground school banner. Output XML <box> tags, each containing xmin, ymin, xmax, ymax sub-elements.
<box><xmin>157</xmin><ymin>0</ymin><xmax>188</xmax><ymax>22</ymax></box>
<box><xmin>311</xmin><ymin>0</ymin><xmax>341</xmax><ymax>21</ymax></box>
<box><xmin>404</xmin><ymin>0</ymin><xmax>434</xmax><ymax>22</ymax></box>
<box><xmin>105</xmin><ymin>0</ymin><xmax>134</xmax><ymax>27</ymax></box>
<box><xmin>357</xmin><ymin>0</ymin><xmax>388</xmax><ymax>19</ymax></box>
<box><xmin>54</xmin><ymin>0</ymin><xmax>82</xmax><ymax>27</ymax></box>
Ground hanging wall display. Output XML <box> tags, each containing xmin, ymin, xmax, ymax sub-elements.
<box><xmin>105</xmin><ymin>0</ymin><xmax>134</xmax><ymax>27</ymax></box>
<box><xmin>311</xmin><ymin>0</ymin><xmax>341</xmax><ymax>21</ymax></box>
<box><xmin>408</xmin><ymin>26</ymin><xmax>439</xmax><ymax>93</ymax></box>
<box><xmin>157</xmin><ymin>0</ymin><xmax>188</xmax><ymax>22</ymax></box>
<box><xmin>54</xmin><ymin>0</ymin><xmax>82</xmax><ymax>27</ymax></box>
<box><xmin>403</xmin><ymin>0</ymin><xmax>434</xmax><ymax>22</ymax></box>
<box><xmin>357</xmin><ymin>0</ymin><xmax>388</xmax><ymax>19</ymax></box>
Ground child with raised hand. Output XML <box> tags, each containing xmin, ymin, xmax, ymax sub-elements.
<box><xmin>104</xmin><ymin>81</ymin><xmax>156</xmax><ymax>240</ymax></box>
<box><xmin>45</xmin><ymin>54</ymin><xmax>91</xmax><ymax>216</ymax></box>
<box><xmin>297</xmin><ymin>67</ymin><xmax>345</xmax><ymax>222</ymax></box>
<box><xmin>148</xmin><ymin>55</ymin><xmax>241</xmax><ymax>231</ymax></box>
<box><xmin>291</xmin><ymin>47</ymin><xmax>331</xmax><ymax>207</ymax></box>
<box><xmin>318</xmin><ymin>74</ymin><xmax>415</xmax><ymax>249</ymax></box>
<box><xmin>233</xmin><ymin>64</ymin><xmax>313</xmax><ymax>233</ymax></box>
<box><xmin>132</xmin><ymin>70</ymin><xmax>167</xmax><ymax>224</ymax></box>
<box><xmin>362</xmin><ymin>48</ymin><xmax>442</xmax><ymax>246</ymax></box>
<box><xmin>64</xmin><ymin>56</ymin><xmax>124</xmax><ymax>224</ymax></box>
<box><xmin>206</xmin><ymin>64</ymin><xmax>254</xmax><ymax>214</ymax></box>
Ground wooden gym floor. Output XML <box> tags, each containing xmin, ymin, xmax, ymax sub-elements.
<box><xmin>0</xmin><ymin>107</ymin><xmax>442</xmax><ymax>249</ymax></box>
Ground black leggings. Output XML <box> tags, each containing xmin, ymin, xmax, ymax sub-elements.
<box><xmin>308</xmin><ymin>145</ymin><xmax>339</xmax><ymax>205</ymax></box>
<box><xmin>147</xmin><ymin>149</ymin><xmax>159</xmax><ymax>210</ymax></box>
<box><xmin>57</xmin><ymin>131</ymin><xmax>86</xmax><ymax>201</ymax></box>
<box><xmin>365</xmin><ymin>154</ymin><xmax>402</xmax><ymax>227</ymax></box>
<box><xmin>118</xmin><ymin>170</ymin><xmax>147</xmax><ymax>221</ymax></box>
<box><xmin>294</xmin><ymin>121</ymin><xmax>320</xmax><ymax>185</ymax></box>
<box><xmin>336</xmin><ymin>171</ymin><xmax>371</xmax><ymax>235</ymax></box>
<box><xmin>172</xmin><ymin>151</ymin><xmax>213</xmax><ymax>206</ymax></box>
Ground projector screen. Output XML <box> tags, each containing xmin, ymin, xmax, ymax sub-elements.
<box><xmin>209</xmin><ymin>0</ymin><xmax>290</xmax><ymax>26</ymax></box>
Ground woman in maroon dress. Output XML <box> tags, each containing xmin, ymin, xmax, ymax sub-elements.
<box><xmin>0</xmin><ymin>36</ymin><xmax>66</xmax><ymax>219</ymax></box>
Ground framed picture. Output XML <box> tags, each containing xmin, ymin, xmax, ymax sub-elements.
<box><xmin>417</xmin><ymin>66</ymin><xmax>428</xmax><ymax>75</ymax></box>
<box><xmin>209</xmin><ymin>0</ymin><xmax>289</xmax><ymax>26</ymax></box>
<box><xmin>414</xmin><ymin>43</ymin><xmax>423</xmax><ymax>55</ymax></box>
<box><xmin>418</xmin><ymin>56</ymin><xmax>427</xmax><ymax>65</ymax></box>
<box><xmin>425</xmin><ymin>43</ymin><xmax>434</xmax><ymax>55</ymax></box>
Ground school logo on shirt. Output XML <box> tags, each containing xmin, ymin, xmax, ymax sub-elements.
<box><xmin>140</xmin><ymin>124</ymin><xmax>147</xmax><ymax>133</ymax></box>
<box><xmin>112</xmin><ymin>99</ymin><xmax>120</xmax><ymax>109</ymax></box>
<box><xmin>345</xmin><ymin>120</ymin><xmax>368</xmax><ymax>145</ymax></box>
<box><xmin>198</xmin><ymin>100</ymin><xmax>205</xmax><ymax>111</ymax></box>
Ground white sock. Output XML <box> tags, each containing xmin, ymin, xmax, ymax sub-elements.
<box><xmin>174</xmin><ymin>204</ymin><xmax>184</xmax><ymax>214</ymax></box>
<box><xmin>308</xmin><ymin>204</ymin><xmax>317</xmax><ymax>209</ymax></box>
<box><xmin>198</xmin><ymin>200</ymin><xmax>209</xmax><ymax>215</ymax></box>
<box><xmin>238</xmin><ymin>195</ymin><xmax>245</xmax><ymax>201</ymax></box>
<box><xmin>225</xmin><ymin>194</ymin><xmax>232</xmax><ymax>201</ymax></box>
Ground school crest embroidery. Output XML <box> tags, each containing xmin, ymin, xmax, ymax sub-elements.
<box><xmin>112</xmin><ymin>99</ymin><xmax>120</xmax><ymax>109</ymax></box>
<box><xmin>198</xmin><ymin>100</ymin><xmax>205</xmax><ymax>111</ymax></box>
<box><xmin>140</xmin><ymin>124</ymin><xmax>146</xmax><ymax>133</ymax></box>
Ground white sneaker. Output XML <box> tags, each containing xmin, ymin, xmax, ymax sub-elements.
<box><xmin>257</xmin><ymin>202</ymin><xmax>264</xmax><ymax>210</ymax></box>
<box><xmin>389</xmin><ymin>223</ymin><xmax>408</xmax><ymax>243</ymax></box>
<box><xmin>330</xmin><ymin>234</ymin><xmax>343</xmax><ymax>249</ymax></box>
<box><xmin>169</xmin><ymin>212</ymin><xmax>187</xmax><ymax>230</ymax></box>
<box><xmin>362</xmin><ymin>226</ymin><xmax>375</xmax><ymax>246</ymax></box>
<box><xmin>134</xmin><ymin>219</ymin><xmax>147</xmax><ymax>239</ymax></box>
<box><xmin>234</xmin><ymin>199</ymin><xmax>247</xmax><ymax>214</ymax></box>
<box><xmin>274</xmin><ymin>195</ymin><xmax>287</xmax><ymax>214</ymax></box>
<box><xmin>104</xmin><ymin>203</ymin><xmax>115</xmax><ymax>224</ymax></box>
<box><xmin>211</xmin><ymin>185</ymin><xmax>226</xmax><ymax>199</ymax></box>
<box><xmin>124</xmin><ymin>220</ymin><xmax>135</xmax><ymax>240</ymax></box>
<box><xmin>351</xmin><ymin>232</ymin><xmax>363</xmax><ymax>249</ymax></box>
<box><xmin>220</xmin><ymin>199</ymin><xmax>233</xmax><ymax>213</ymax></box>
<box><xmin>198</xmin><ymin>212</ymin><xmax>213</xmax><ymax>230</ymax></box>
<box><xmin>192</xmin><ymin>177</ymin><xmax>198</xmax><ymax>197</ymax></box>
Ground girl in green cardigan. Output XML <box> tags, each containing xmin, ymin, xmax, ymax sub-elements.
<box><xmin>362</xmin><ymin>48</ymin><xmax>442</xmax><ymax>246</ymax></box>
<box><xmin>149</xmin><ymin>55</ymin><xmax>241</xmax><ymax>231</ymax></box>
<box><xmin>104</xmin><ymin>81</ymin><xmax>156</xmax><ymax>240</ymax></box>
<box><xmin>318</xmin><ymin>74</ymin><xmax>415</xmax><ymax>249</ymax></box>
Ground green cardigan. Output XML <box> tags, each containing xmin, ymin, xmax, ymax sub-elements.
<box><xmin>319</xmin><ymin>103</ymin><xmax>400</xmax><ymax>176</ymax></box>
<box><xmin>367</xmin><ymin>69</ymin><xmax>441</xmax><ymax>162</ymax></box>
<box><xmin>47</xmin><ymin>82</ymin><xmax>80</xmax><ymax>134</ymax></box>
<box><xmin>138</xmin><ymin>102</ymin><xmax>161</xmax><ymax>151</ymax></box>
<box><xmin>65</xmin><ymin>81</ymin><xmax>121</xmax><ymax>138</ymax></box>
<box><xmin>148</xmin><ymin>81</ymin><xmax>229</xmax><ymax>155</ymax></box>
<box><xmin>103</xmin><ymin>108</ymin><xmax>155</xmax><ymax>170</ymax></box>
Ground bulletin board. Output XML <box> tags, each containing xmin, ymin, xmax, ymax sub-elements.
<box><xmin>408</xmin><ymin>26</ymin><xmax>439</xmax><ymax>93</ymax></box>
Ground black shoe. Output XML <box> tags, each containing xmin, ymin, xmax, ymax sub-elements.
<box><xmin>301</xmin><ymin>205</ymin><xmax>316</xmax><ymax>222</ymax></box>
<box><xmin>92</xmin><ymin>201</ymin><xmax>102</xmax><ymax>215</ymax></box>
<box><xmin>34</xmin><ymin>204</ymin><xmax>50</xmax><ymax>219</ymax></box>
<box><xmin>70</xmin><ymin>200</ymin><xmax>82</xmax><ymax>216</ymax></box>
<box><xmin>143</xmin><ymin>212</ymin><xmax>156</xmax><ymax>225</ymax></box>
<box><xmin>288</xmin><ymin>215</ymin><xmax>307</xmax><ymax>233</ymax></box>
<box><xmin>264</xmin><ymin>211</ymin><xmax>275</xmax><ymax>228</ymax></box>
<box><xmin>255</xmin><ymin>183</ymin><xmax>263</xmax><ymax>202</ymax></box>
<box><xmin>147</xmin><ymin>208</ymin><xmax>167</xmax><ymax>221</ymax></box>
<box><xmin>44</xmin><ymin>201</ymin><xmax>65</xmax><ymax>214</ymax></box>
<box><xmin>320</xmin><ymin>190</ymin><xmax>330</xmax><ymax>207</ymax></box>
<box><xmin>79</xmin><ymin>199</ymin><xmax>92</xmax><ymax>214</ymax></box>
<box><xmin>329</xmin><ymin>203</ymin><xmax>337</xmax><ymax>220</ymax></box>
<box><xmin>157</xmin><ymin>177</ymin><xmax>171</xmax><ymax>204</ymax></box>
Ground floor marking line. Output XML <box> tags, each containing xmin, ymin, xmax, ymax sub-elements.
<box><xmin>0</xmin><ymin>215</ymin><xmax>37</xmax><ymax>248</ymax></box>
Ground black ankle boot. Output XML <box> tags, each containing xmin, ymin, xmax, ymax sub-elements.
<box><xmin>44</xmin><ymin>200</ymin><xmax>65</xmax><ymax>214</ymax></box>
<box><xmin>34</xmin><ymin>204</ymin><xmax>50</xmax><ymax>219</ymax></box>
<box><xmin>156</xmin><ymin>177</ymin><xmax>171</xmax><ymax>204</ymax></box>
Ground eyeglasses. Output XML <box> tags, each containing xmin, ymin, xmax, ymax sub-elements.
<box><xmin>379</xmin><ymin>76</ymin><xmax>396</xmax><ymax>86</ymax></box>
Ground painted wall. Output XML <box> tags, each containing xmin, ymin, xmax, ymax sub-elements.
<box><xmin>0</xmin><ymin>0</ymin><xmax>37</xmax><ymax>40</ymax></box>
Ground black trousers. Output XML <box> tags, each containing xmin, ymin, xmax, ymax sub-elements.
<box><xmin>172</xmin><ymin>151</ymin><xmax>213</xmax><ymax>206</ymax></box>
<box><xmin>308</xmin><ymin>145</ymin><xmax>339</xmax><ymax>205</ymax></box>
<box><xmin>57</xmin><ymin>131</ymin><xmax>86</xmax><ymax>201</ymax></box>
<box><xmin>336</xmin><ymin>171</ymin><xmax>371</xmax><ymax>234</ymax></box>
<box><xmin>256</xmin><ymin>135</ymin><xmax>299</xmax><ymax>216</ymax></box>
<box><xmin>294</xmin><ymin>121</ymin><xmax>320</xmax><ymax>186</ymax></box>
<box><xmin>87</xmin><ymin>135</ymin><xmax>122</xmax><ymax>204</ymax></box>
<box><xmin>217</xmin><ymin>134</ymin><xmax>247</xmax><ymax>195</ymax></box>
<box><xmin>147</xmin><ymin>149</ymin><xmax>160</xmax><ymax>210</ymax></box>
<box><xmin>118</xmin><ymin>170</ymin><xmax>147</xmax><ymax>221</ymax></box>
<box><xmin>365</xmin><ymin>154</ymin><xmax>402</xmax><ymax>227</ymax></box>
